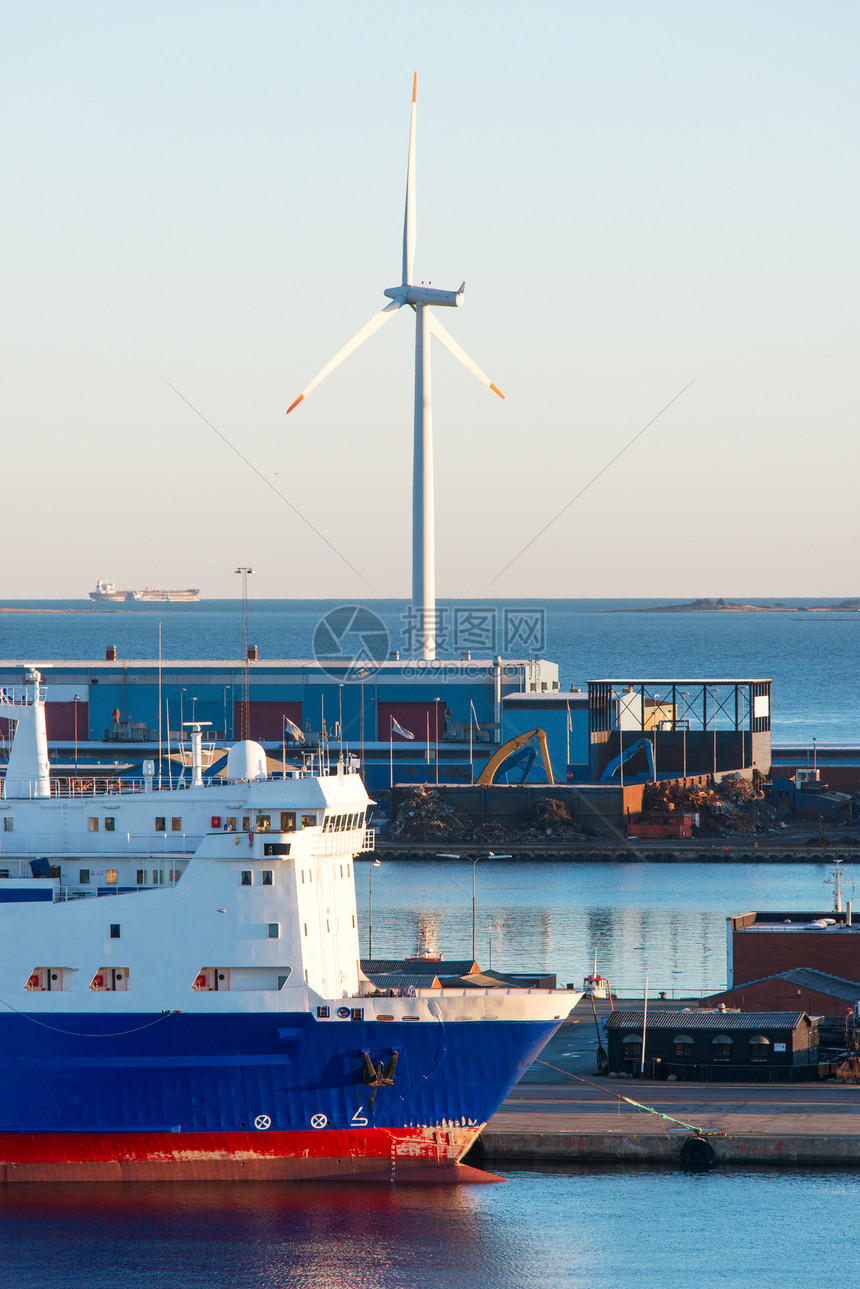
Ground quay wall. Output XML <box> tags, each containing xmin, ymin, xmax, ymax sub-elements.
<box><xmin>480</xmin><ymin>1131</ymin><xmax>860</xmax><ymax>1166</ymax></box>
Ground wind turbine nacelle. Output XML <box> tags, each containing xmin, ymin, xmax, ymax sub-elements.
<box><xmin>384</xmin><ymin>284</ymin><xmax>464</xmax><ymax>308</ymax></box>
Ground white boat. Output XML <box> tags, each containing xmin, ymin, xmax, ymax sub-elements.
<box><xmin>0</xmin><ymin>669</ymin><xmax>577</xmax><ymax>1182</ymax></box>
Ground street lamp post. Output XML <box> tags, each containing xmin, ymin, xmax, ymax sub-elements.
<box><xmin>438</xmin><ymin>852</ymin><xmax>510</xmax><ymax>963</ymax></box>
<box><xmin>73</xmin><ymin>694</ymin><xmax>80</xmax><ymax>772</ymax></box>
<box><xmin>471</xmin><ymin>856</ymin><xmax>481</xmax><ymax>961</ymax></box>
<box><xmin>368</xmin><ymin>859</ymin><xmax>381</xmax><ymax>958</ymax></box>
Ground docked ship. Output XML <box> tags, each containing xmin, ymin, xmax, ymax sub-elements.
<box><xmin>0</xmin><ymin>670</ymin><xmax>575</xmax><ymax>1182</ymax></box>
<box><xmin>89</xmin><ymin>580</ymin><xmax>200</xmax><ymax>603</ymax></box>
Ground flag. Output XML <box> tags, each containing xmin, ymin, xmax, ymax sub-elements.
<box><xmin>391</xmin><ymin>716</ymin><xmax>415</xmax><ymax>740</ymax></box>
<box><xmin>283</xmin><ymin>716</ymin><xmax>305</xmax><ymax>744</ymax></box>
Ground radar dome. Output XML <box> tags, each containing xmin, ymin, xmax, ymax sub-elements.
<box><xmin>224</xmin><ymin>740</ymin><xmax>268</xmax><ymax>782</ymax></box>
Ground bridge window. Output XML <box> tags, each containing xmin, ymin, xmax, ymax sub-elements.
<box><xmin>301</xmin><ymin>814</ymin><xmax>316</xmax><ymax>828</ymax></box>
<box><xmin>280</xmin><ymin>812</ymin><xmax>296</xmax><ymax>832</ymax></box>
<box><xmin>241</xmin><ymin>871</ymin><xmax>253</xmax><ymax>886</ymax></box>
<box><xmin>262</xmin><ymin>870</ymin><xmax>273</xmax><ymax>885</ymax></box>
<box><xmin>155</xmin><ymin>817</ymin><xmax>166</xmax><ymax>832</ymax></box>
<box><xmin>3</xmin><ymin>818</ymin><xmax>13</xmax><ymax>832</ymax></box>
<box><xmin>268</xmin><ymin>923</ymin><xmax>280</xmax><ymax>939</ymax></box>
<box><xmin>104</xmin><ymin>817</ymin><xmax>115</xmax><ymax>832</ymax></box>
<box><xmin>79</xmin><ymin>869</ymin><xmax>90</xmax><ymax>885</ymax></box>
<box><xmin>106</xmin><ymin>870</ymin><xmax>117</xmax><ymax>885</ymax></box>
<box><xmin>171</xmin><ymin>817</ymin><xmax>182</xmax><ymax>832</ymax></box>
<box><xmin>88</xmin><ymin>818</ymin><xmax>99</xmax><ymax>832</ymax></box>
<box><xmin>225</xmin><ymin>817</ymin><xmax>237</xmax><ymax>832</ymax></box>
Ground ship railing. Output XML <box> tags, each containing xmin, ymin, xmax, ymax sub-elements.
<box><xmin>0</xmin><ymin>832</ymin><xmax>200</xmax><ymax>856</ymax></box>
<box><xmin>50</xmin><ymin>778</ymin><xmax>147</xmax><ymax>798</ymax></box>
<box><xmin>0</xmin><ymin>859</ymin><xmax>30</xmax><ymax>879</ymax></box>
<box><xmin>0</xmin><ymin>686</ymin><xmax>43</xmax><ymax>707</ymax></box>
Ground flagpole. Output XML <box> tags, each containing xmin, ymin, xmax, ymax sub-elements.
<box><xmin>390</xmin><ymin>715</ymin><xmax>394</xmax><ymax>791</ymax></box>
<box><xmin>435</xmin><ymin>699</ymin><xmax>440</xmax><ymax>786</ymax></box>
<box><xmin>469</xmin><ymin>700</ymin><xmax>476</xmax><ymax>784</ymax></box>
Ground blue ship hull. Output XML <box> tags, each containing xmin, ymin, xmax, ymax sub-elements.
<box><xmin>0</xmin><ymin>1011</ymin><xmax>556</xmax><ymax>1147</ymax></box>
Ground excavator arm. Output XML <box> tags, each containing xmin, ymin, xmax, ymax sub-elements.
<box><xmin>477</xmin><ymin>729</ymin><xmax>555</xmax><ymax>786</ymax></box>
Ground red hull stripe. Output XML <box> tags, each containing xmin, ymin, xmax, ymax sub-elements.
<box><xmin>0</xmin><ymin>1128</ymin><xmax>497</xmax><ymax>1184</ymax></box>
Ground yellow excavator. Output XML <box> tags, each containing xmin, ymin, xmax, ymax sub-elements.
<box><xmin>476</xmin><ymin>729</ymin><xmax>555</xmax><ymax>786</ymax></box>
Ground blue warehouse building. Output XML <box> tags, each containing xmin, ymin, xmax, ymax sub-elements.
<box><xmin>0</xmin><ymin>656</ymin><xmax>770</xmax><ymax>792</ymax></box>
<box><xmin>0</xmin><ymin>652</ymin><xmax>571</xmax><ymax>792</ymax></box>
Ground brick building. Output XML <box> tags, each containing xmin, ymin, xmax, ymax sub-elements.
<box><xmin>703</xmin><ymin>968</ymin><xmax>860</xmax><ymax>1019</ymax></box>
<box><xmin>728</xmin><ymin>911</ymin><xmax>860</xmax><ymax>988</ymax></box>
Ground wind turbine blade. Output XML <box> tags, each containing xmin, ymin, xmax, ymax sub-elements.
<box><xmin>286</xmin><ymin>301</ymin><xmax>402</xmax><ymax>413</ymax></box>
<box><xmin>402</xmin><ymin>72</ymin><xmax>417</xmax><ymax>285</ymax></box>
<box><xmin>427</xmin><ymin>313</ymin><xmax>504</xmax><ymax>399</ymax></box>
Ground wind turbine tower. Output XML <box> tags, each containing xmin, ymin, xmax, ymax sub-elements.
<box><xmin>287</xmin><ymin>74</ymin><xmax>503</xmax><ymax>660</ymax></box>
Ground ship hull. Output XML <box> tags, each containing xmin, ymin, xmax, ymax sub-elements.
<box><xmin>0</xmin><ymin>1009</ymin><xmax>558</xmax><ymax>1182</ymax></box>
<box><xmin>0</xmin><ymin>1129</ymin><xmax>496</xmax><ymax>1184</ymax></box>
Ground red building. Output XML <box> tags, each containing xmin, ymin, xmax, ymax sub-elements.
<box><xmin>728</xmin><ymin>911</ymin><xmax>860</xmax><ymax>988</ymax></box>
<box><xmin>704</xmin><ymin>968</ymin><xmax>860</xmax><ymax>1019</ymax></box>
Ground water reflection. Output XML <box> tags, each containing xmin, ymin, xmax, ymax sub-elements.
<box><xmin>358</xmin><ymin>860</ymin><xmax>847</xmax><ymax>996</ymax></box>
<box><xmin>2</xmin><ymin>1167</ymin><xmax>858</xmax><ymax>1289</ymax></box>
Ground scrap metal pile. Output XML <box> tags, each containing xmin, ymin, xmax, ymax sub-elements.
<box><xmin>642</xmin><ymin>774</ymin><xmax>787</xmax><ymax>836</ymax></box>
<box><xmin>389</xmin><ymin>785</ymin><xmax>586</xmax><ymax>844</ymax></box>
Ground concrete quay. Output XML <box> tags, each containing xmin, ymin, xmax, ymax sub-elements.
<box><xmin>481</xmin><ymin>1012</ymin><xmax>860</xmax><ymax>1167</ymax></box>
<box><xmin>375</xmin><ymin>839</ymin><xmax>858</xmax><ymax>863</ymax></box>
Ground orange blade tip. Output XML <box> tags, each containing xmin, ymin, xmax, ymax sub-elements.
<box><xmin>286</xmin><ymin>394</ymin><xmax>304</xmax><ymax>415</ymax></box>
<box><xmin>412</xmin><ymin>72</ymin><xmax>417</xmax><ymax>102</ymax></box>
<box><xmin>490</xmin><ymin>383</ymin><xmax>505</xmax><ymax>399</ymax></box>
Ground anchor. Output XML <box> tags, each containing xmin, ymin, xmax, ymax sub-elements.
<box><xmin>362</xmin><ymin>1049</ymin><xmax>399</xmax><ymax>1094</ymax></box>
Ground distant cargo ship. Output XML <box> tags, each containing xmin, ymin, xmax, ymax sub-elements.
<box><xmin>89</xmin><ymin>579</ymin><xmax>200</xmax><ymax>603</ymax></box>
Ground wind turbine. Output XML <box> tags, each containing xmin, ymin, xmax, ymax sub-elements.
<box><xmin>286</xmin><ymin>73</ymin><xmax>503</xmax><ymax>661</ymax></box>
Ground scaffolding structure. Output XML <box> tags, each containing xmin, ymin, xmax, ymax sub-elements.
<box><xmin>588</xmin><ymin>678</ymin><xmax>772</xmax><ymax>781</ymax></box>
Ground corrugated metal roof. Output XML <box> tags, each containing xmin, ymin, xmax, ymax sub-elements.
<box><xmin>363</xmin><ymin>973</ymin><xmax>441</xmax><ymax>990</ymax></box>
<box><xmin>362</xmin><ymin>958</ymin><xmax>478</xmax><ymax>977</ymax></box>
<box><xmin>720</xmin><ymin>969</ymin><xmax>860</xmax><ymax>1003</ymax></box>
<box><xmin>606</xmin><ymin>1010</ymin><xmax>808</xmax><ymax>1030</ymax></box>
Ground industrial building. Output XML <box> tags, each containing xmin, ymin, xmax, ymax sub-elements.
<box><xmin>0</xmin><ymin>652</ymin><xmax>772</xmax><ymax>795</ymax></box>
<box><xmin>728</xmin><ymin>909</ymin><xmax>860</xmax><ymax>989</ymax></box>
<box><xmin>605</xmin><ymin>1008</ymin><xmax>820</xmax><ymax>1080</ymax></box>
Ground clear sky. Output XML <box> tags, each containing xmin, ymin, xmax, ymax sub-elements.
<box><xmin>3</xmin><ymin>2</ymin><xmax>859</xmax><ymax>599</ymax></box>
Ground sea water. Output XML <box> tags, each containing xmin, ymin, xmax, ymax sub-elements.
<box><xmin>0</xmin><ymin>596</ymin><xmax>857</xmax><ymax>742</ymax></box>
<box><xmin>357</xmin><ymin>858</ymin><xmax>844</xmax><ymax>996</ymax></box>
<box><xmin>1</xmin><ymin>1166</ymin><xmax>857</xmax><ymax>1288</ymax></box>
